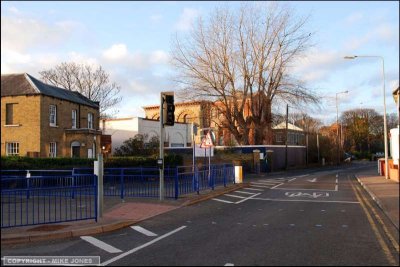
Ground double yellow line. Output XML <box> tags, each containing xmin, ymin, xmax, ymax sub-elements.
<box><xmin>349</xmin><ymin>175</ymin><xmax>399</xmax><ymax>265</ymax></box>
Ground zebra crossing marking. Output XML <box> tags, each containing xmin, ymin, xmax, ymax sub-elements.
<box><xmin>80</xmin><ymin>236</ymin><xmax>122</xmax><ymax>253</ymax></box>
<box><xmin>131</xmin><ymin>226</ymin><xmax>158</xmax><ymax>237</ymax></box>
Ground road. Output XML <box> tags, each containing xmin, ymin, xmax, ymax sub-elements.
<box><xmin>2</xmin><ymin>163</ymin><xmax>399</xmax><ymax>266</ymax></box>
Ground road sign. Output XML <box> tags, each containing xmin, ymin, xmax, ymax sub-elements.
<box><xmin>200</xmin><ymin>132</ymin><xmax>214</xmax><ymax>148</ymax></box>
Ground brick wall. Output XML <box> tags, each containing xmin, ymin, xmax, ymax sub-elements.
<box><xmin>1</xmin><ymin>95</ymin><xmax>41</xmax><ymax>156</ymax></box>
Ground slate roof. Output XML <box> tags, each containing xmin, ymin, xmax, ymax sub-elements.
<box><xmin>1</xmin><ymin>73</ymin><xmax>99</xmax><ymax>108</ymax></box>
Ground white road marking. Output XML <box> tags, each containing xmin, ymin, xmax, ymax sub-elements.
<box><xmin>80</xmin><ymin>236</ymin><xmax>122</xmax><ymax>254</ymax></box>
<box><xmin>244</xmin><ymin>188</ymin><xmax>264</xmax><ymax>191</ymax></box>
<box><xmin>250</xmin><ymin>184</ymin><xmax>271</xmax><ymax>188</ymax></box>
<box><xmin>270</xmin><ymin>183</ymin><xmax>284</xmax><ymax>189</ymax></box>
<box><xmin>315</xmin><ymin>224</ymin><xmax>323</xmax><ymax>227</ymax></box>
<box><xmin>234</xmin><ymin>193</ymin><xmax>261</xmax><ymax>204</ymax></box>
<box><xmin>272</xmin><ymin>187</ymin><xmax>337</xmax><ymax>191</ymax></box>
<box><xmin>224</xmin><ymin>194</ymin><xmax>247</xmax><ymax>199</ymax></box>
<box><xmin>335</xmin><ymin>184</ymin><xmax>338</xmax><ymax>191</ymax></box>
<box><xmin>252</xmin><ymin>197</ymin><xmax>359</xmax><ymax>204</ymax></box>
<box><xmin>131</xmin><ymin>226</ymin><xmax>158</xmax><ymax>237</ymax></box>
<box><xmin>212</xmin><ymin>198</ymin><xmax>234</xmax><ymax>204</ymax></box>
<box><xmin>336</xmin><ymin>178</ymin><xmax>338</xmax><ymax>184</ymax></box>
<box><xmin>288</xmin><ymin>178</ymin><xmax>297</xmax><ymax>182</ymax></box>
<box><xmin>257</xmin><ymin>180</ymin><xmax>283</xmax><ymax>184</ymax></box>
<box><xmin>225</xmin><ymin>263</ymin><xmax>234</xmax><ymax>266</ymax></box>
<box><xmin>101</xmin><ymin>226</ymin><xmax>187</xmax><ymax>266</ymax></box>
<box><xmin>251</xmin><ymin>182</ymin><xmax>276</xmax><ymax>186</ymax></box>
<box><xmin>235</xmin><ymin>190</ymin><xmax>257</xmax><ymax>195</ymax></box>
<box><xmin>255</xmin><ymin>181</ymin><xmax>282</xmax><ymax>185</ymax></box>
<box><xmin>285</xmin><ymin>192</ymin><xmax>329</xmax><ymax>198</ymax></box>
<box><xmin>307</xmin><ymin>178</ymin><xmax>317</xmax><ymax>183</ymax></box>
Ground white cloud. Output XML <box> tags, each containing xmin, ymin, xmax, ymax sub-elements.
<box><xmin>102</xmin><ymin>44</ymin><xmax>128</xmax><ymax>61</ymax></box>
<box><xmin>175</xmin><ymin>8</ymin><xmax>199</xmax><ymax>31</ymax></box>
<box><xmin>150</xmin><ymin>50</ymin><xmax>170</xmax><ymax>65</ymax></box>
<box><xmin>1</xmin><ymin>16</ymin><xmax>80</xmax><ymax>53</ymax></box>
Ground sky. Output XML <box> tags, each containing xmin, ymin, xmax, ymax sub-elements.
<box><xmin>1</xmin><ymin>1</ymin><xmax>399</xmax><ymax>125</ymax></box>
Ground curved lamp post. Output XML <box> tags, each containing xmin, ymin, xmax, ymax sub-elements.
<box><xmin>344</xmin><ymin>55</ymin><xmax>389</xmax><ymax>179</ymax></box>
<box><xmin>336</xmin><ymin>90</ymin><xmax>348</xmax><ymax>165</ymax></box>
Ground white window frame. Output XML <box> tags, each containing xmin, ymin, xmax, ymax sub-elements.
<box><xmin>49</xmin><ymin>142</ymin><xmax>57</xmax><ymax>158</ymax></box>
<box><xmin>6</xmin><ymin>142</ymin><xmax>19</xmax><ymax>156</ymax></box>
<box><xmin>88</xmin><ymin>113</ymin><xmax>93</xmax><ymax>129</ymax></box>
<box><xmin>72</xmin><ymin>110</ymin><xmax>77</xmax><ymax>129</ymax></box>
<box><xmin>49</xmin><ymin>105</ymin><xmax>57</xmax><ymax>127</ymax></box>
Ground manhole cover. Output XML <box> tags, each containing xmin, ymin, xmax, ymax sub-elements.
<box><xmin>28</xmin><ymin>225</ymin><xmax>70</xmax><ymax>232</ymax></box>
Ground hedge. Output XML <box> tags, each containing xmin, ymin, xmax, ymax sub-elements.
<box><xmin>1</xmin><ymin>154</ymin><xmax>183</xmax><ymax>170</ymax></box>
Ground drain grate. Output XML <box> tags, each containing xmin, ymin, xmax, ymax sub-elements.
<box><xmin>28</xmin><ymin>224</ymin><xmax>70</xmax><ymax>232</ymax></box>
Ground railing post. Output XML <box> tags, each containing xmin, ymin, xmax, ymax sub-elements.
<box><xmin>120</xmin><ymin>169</ymin><xmax>124</xmax><ymax>200</ymax></box>
<box><xmin>211</xmin><ymin>165</ymin><xmax>215</xmax><ymax>190</ymax></box>
<box><xmin>174</xmin><ymin>167</ymin><xmax>179</xmax><ymax>199</ymax></box>
<box><xmin>71</xmin><ymin>168</ymin><xmax>75</xmax><ymax>199</ymax></box>
<box><xmin>26</xmin><ymin>170</ymin><xmax>30</xmax><ymax>199</ymax></box>
<box><xmin>94</xmin><ymin>174</ymin><xmax>98</xmax><ymax>222</ymax></box>
<box><xmin>195</xmin><ymin>166</ymin><xmax>200</xmax><ymax>194</ymax></box>
<box><xmin>223</xmin><ymin>164</ymin><xmax>227</xmax><ymax>187</ymax></box>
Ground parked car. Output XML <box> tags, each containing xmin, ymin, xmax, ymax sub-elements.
<box><xmin>344</xmin><ymin>152</ymin><xmax>356</xmax><ymax>162</ymax></box>
<box><xmin>372</xmin><ymin>152</ymin><xmax>384</xmax><ymax>161</ymax></box>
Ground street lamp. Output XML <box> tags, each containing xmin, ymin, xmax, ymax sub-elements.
<box><xmin>344</xmin><ymin>55</ymin><xmax>389</xmax><ymax>179</ymax></box>
<box><xmin>336</xmin><ymin>90</ymin><xmax>348</xmax><ymax>165</ymax></box>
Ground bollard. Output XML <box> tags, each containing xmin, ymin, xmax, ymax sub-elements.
<box><xmin>235</xmin><ymin>166</ymin><xmax>243</xmax><ymax>183</ymax></box>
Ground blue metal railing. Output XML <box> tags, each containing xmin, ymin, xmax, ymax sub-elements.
<box><xmin>1</xmin><ymin>164</ymin><xmax>234</xmax><ymax>228</ymax></box>
<box><xmin>1</xmin><ymin>175</ymin><xmax>97</xmax><ymax>228</ymax></box>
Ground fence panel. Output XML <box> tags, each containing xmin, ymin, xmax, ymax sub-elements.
<box><xmin>1</xmin><ymin>175</ymin><xmax>97</xmax><ymax>228</ymax></box>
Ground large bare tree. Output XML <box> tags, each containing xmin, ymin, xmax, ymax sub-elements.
<box><xmin>172</xmin><ymin>3</ymin><xmax>318</xmax><ymax>145</ymax></box>
<box><xmin>39</xmin><ymin>62</ymin><xmax>122</xmax><ymax>118</ymax></box>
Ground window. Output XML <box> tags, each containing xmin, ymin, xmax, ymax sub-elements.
<box><xmin>49</xmin><ymin>142</ymin><xmax>57</xmax><ymax>158</ymax></box>
<box><xmin>6</xmin><ymin>103</ymin><xmax>15</xmax><ymax>125</ymax></box>
<box><xmin>72</xmin><ymin>110</ymin><xmax>77</xmax><ymax>129</ymax></box>
<box><xmin>275</xmin><ymin>133</ymin><xmax>283</xmax><ymax>143</ymax></box>
<box><xmin>49</xmin><ymin>105</ymin><xmax>57</xmax><ymax>126</ymax></box>
<box><xmin>6</xmin><ymin>142</ymin><xmax>19</xmax><ymax>156</ymax></box>
<box><xmin>88</xmin><ymin>113</ymin><xmax>93</xmax><ymax>129</ymax></box>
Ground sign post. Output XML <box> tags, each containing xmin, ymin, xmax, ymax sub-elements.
<box><xmin>200</xmin><ymin>128</ymin><xmax>215</xmax><ymax>189</ymax></box>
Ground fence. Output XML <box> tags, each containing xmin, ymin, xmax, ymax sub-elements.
<box><xmin>73</xmin><ymin>163</ymin><xmax>235</xmax><ymax>199</ymax></box>
<box><xmin>1</xmin><ymin>174</ymin><xmax>97</xmax><ymax>228</ymax></box>
<box><xmin>1</xmin><ymin>164</ymin><xmax>234</xmax><ymax>228</ymax></box>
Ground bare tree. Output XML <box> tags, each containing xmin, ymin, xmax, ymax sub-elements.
<box><xmin>172</xmin><ymin>3</ymin><xmax>318</xmax><ymax>145</ymax></box>
<box><xmin>39</xmin><ymin>62</ymin><xmax>122</xmax><ymax>118</ymax></box>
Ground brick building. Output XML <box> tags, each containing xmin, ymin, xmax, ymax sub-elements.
<box><xmin>1</xmin><ymin>73</ymin><xmax>101</xmax><ymax>158</ymax></box>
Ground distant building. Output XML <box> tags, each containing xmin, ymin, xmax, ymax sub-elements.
<box><xmin>101</xmin><ymin>117</ymin><xmax>192</xmax><ymax>154</ymax></box>
<box><xmin>1</xmin><ymin>73</ymin><xmax>101</xmax><ymax>158</ymax></box>
<box><xmin>272</xmin><ymin>122</ymin><xmax>305</xmax><ymax>146</ymax></box>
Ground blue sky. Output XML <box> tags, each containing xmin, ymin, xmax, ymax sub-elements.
<box><xmin>1</xmin><ymin>1</ymin><xmax>399</xmax><ymax>124</ymax></box>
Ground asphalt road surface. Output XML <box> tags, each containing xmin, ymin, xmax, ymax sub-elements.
<box><xmin>2</xmin><ymin>163</ymin><xmax>399</xmax><ymax>266</ymax></box>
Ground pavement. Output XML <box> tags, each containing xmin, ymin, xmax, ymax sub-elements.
<box><xmin>2</xmin><ymin>162</ymin><xmax>399</xmax><ymax>246</ymax></box>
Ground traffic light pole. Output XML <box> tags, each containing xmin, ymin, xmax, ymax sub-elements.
<box><xmin>159</xmin><ymin>94</ymin><xmax>165</xmax><ymax>201</ymax></box>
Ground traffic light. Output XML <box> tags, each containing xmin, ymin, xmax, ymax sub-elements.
<box><xmin>163</xmin><ymin>93</ymin><xmax>175</xmax><ymax>126</ymax></box>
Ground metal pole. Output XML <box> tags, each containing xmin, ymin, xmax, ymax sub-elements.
<box><xmin>336</xmin><ymin>93</ymin><xmax>339</xmax><ymax>165</ymax></box>
<box><xmin>285</xmin><ymin>104</ymin><xmax>288</xmax><ymax>170</ymax></box>
<box><xmin>381</xmin><ymin>57</ymin><xmax>389</xmax><ymax>179</ymax></box>
<box><xmin>317</xmin><ymin>130</ymin><xmax>320</xmax><ymax>164</ymax></box>
<box><xmin>96</xmin><ymin>154</ymin><xmax>103</xmax><ymax>219</ymax></box>
<box><xmin>159</xmin><ymin>94</ymin><xmax>165</xmax><ymax>201</ymax></box>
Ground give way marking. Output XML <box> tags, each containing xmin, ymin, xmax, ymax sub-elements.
<box><xmin>285</xmin><ymin>192</ymin><xmax>329</xmax><ymax>198</ymax></box>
